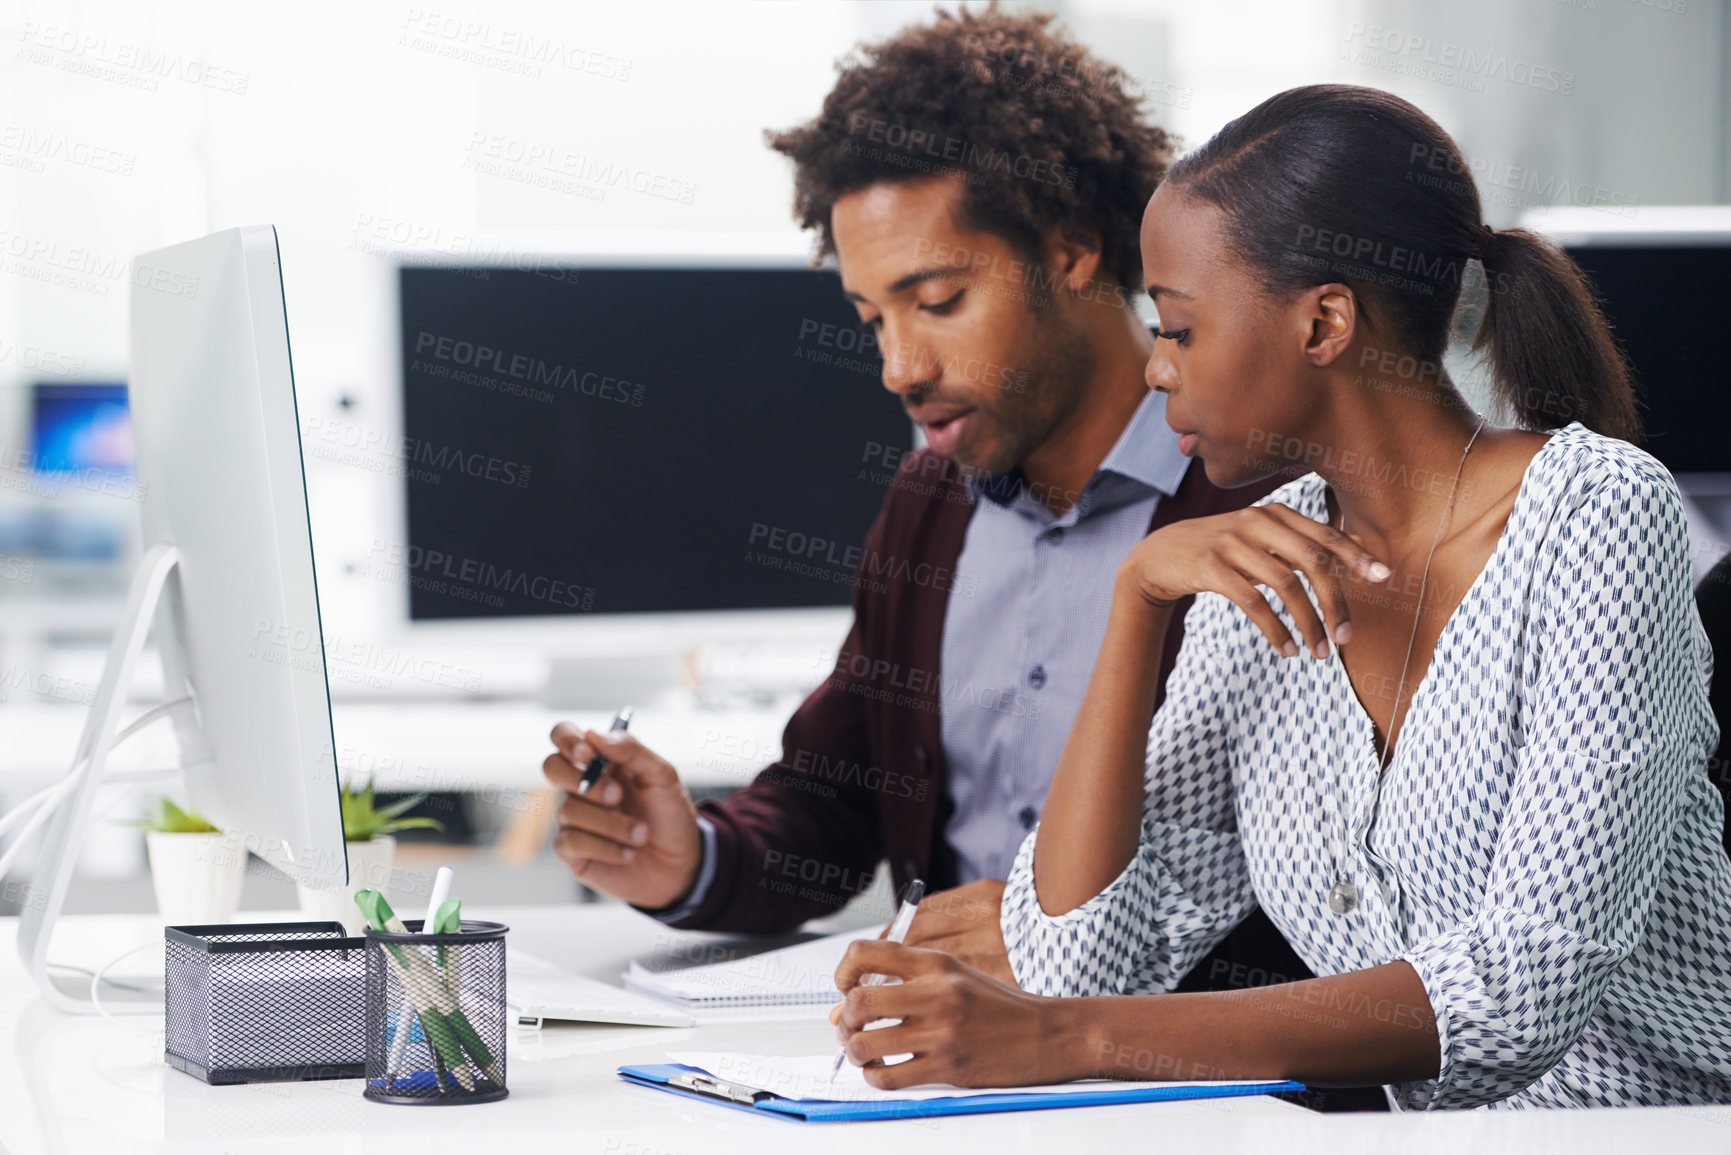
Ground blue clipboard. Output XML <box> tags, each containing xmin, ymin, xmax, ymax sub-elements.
<box><xmin>617</xmin><ymin>1062</ymin><xmax>1304</xmax><ymax>1122</ymax></box>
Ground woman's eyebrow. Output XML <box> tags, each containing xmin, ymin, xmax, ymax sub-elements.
<box><xmin>1146</xmin><ymin>282</ymin><xmax>1195</xmax><ymax>302</ymax></box>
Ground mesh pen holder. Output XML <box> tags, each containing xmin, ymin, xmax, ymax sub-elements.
<box><xmin>363</xmin><ymin>919</ymin><xmax>509</xmax><ymax>1105</ymax></box>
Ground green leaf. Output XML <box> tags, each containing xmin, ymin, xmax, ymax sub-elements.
<box><xmin>122</xmin><ymin>795</ymin><xmax>219</xmax><ymax>833</ymax></box>
<box><xmin>337</xmin><ymin>777</ymin><xmax>444</xmax><ymax>841</ymax></box>
<box><xmin>378</xmin><ymin>816</ymin><xmax>445</xmax><ymax>835</ymax></box>
<box><xmin>373</xmin><ymin>792</ymin><xmax>428</xmax><ymax>821</ymax></box>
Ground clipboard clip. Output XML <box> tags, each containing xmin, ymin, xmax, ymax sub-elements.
<box><xmin>667</xmin><ymin>1070</ymin><xmax>775</xmax><ymax>1106</ymax></box>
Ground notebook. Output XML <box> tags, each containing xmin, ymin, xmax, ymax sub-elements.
<box><xmin>507</xmin><ymin>947</ymin><xmax>695</xmax><ymax>1028</ymax></box>
<box><xmin>618</xmin><ymin>1053</ymin><xmax>1304</xmax><ymax>1123</ymax></box>
<box><xmin>623</xmin><ymin>925</ymin><xmax>885</xmax><ymax>1008</ymax></box>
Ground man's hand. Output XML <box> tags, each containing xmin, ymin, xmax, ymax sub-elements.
<box><xmin>899</xmin><ymin>878</ymin><xmax>1014</xmax><ymax>985</ymax></box>
<box><xmin>542</xmin><ymin>723</ymin><xmax>703</xmax><ymax>910</ymax></box>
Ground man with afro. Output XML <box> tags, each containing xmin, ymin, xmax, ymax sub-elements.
<box><xmin>544</xmin><ymin>6</ymin><xmax>1302</xmax><ymax>996</ymax></box>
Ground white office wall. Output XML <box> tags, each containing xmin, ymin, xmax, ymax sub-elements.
<box><xmin>7</xmin><ymin>0</ymin><xmax>1720</xmax><ymax>387</ymax></box>
<box><xmin>0</xmin><ymin>0</ymin><xmax>1724</xmax><ymax>660</ymax></box>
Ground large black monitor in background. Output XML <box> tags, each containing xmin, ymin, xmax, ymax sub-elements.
<box><xmin>1562</xmin><ymin>243</ymin><xmax>1731</xmax><ymax>474</ymax></box>
<box><xmin>397</xmin><ymin>265</ymin><xmax>911</xmax><ymax>623</ymax></box>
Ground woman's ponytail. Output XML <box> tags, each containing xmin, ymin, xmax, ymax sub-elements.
<box><xmin>1473</xmin><ymin>227</ymin><xmax>1639</xmax><ymax>441</ymax></box>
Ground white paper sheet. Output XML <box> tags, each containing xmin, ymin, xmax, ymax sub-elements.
<box><xmin>667</xmin><ymin>1051</ymin><xmax>1282</xmax><ymax>1104</ymax></box>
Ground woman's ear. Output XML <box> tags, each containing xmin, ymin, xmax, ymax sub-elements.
<box><xmin>1303</xmin><ymin>284</ymin><xmax>1358</xmax><ymax>368</ymax></box>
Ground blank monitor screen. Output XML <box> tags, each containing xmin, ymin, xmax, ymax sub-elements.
<box><xmin>398</xmin><ymin>266</ymin><xmax>912</xmax><ymax>620</ymax></box>
<box><xmin>1566</xmin><ymin>245</ymin><xmax>1731</xmax><ymax>473</ymax></box>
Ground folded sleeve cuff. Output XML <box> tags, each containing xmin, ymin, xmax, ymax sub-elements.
<box><xmin>1387</xmin><ymin>944</ymin><xmax>1456</xmax><ymax>1110</ymax></box>
<box><xmin>1001</xmin><ymin>826</ymin><xmax>1170</xmax><ymax>998</ymax></box>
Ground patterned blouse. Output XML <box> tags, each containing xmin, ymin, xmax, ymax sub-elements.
<box><xmin>1002</xmin><ymin>423</ymin><xmax>1731</xmax><ymax>1110</ymax></box>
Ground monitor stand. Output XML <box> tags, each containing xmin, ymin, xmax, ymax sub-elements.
<box><xmin>17</xmin><ymin>542</ymin><xmax>212</xmax><ymax>1015</ymax></box>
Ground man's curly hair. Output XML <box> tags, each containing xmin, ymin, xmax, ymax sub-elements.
<box><xmin>765</xmin><ymin>5</ymin><xmax>1174</xmax><ymax>293</ymax></box>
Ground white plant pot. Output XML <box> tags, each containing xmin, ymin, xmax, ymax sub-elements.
<box><xmin>296</xmin><ymin>835</ymin><xmax>395</xmax><ymax>936</ymax></box>
<box><xmin>145</xmin><ymin>830</ymin><xmax>249</xmax><ymax>926</ymax></box>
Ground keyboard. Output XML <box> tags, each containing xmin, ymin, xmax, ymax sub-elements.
<box><xmin>507</xmin><ymin>948</ymin><xmax>696</xmax><ymax>1029</ymax></box>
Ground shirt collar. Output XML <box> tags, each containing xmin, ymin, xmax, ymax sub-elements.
<box><xmin>969</xmin><ymin>388</ymin><xmax>1189</xmax><ymax>509</ymax></box>
<box><xmin>1097</xmin><ymin>388</ymin><xmax>1190</xmax><ymax>497</ymax></box>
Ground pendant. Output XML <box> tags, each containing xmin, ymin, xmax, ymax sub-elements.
<box><xmin>1327</xmin><ymin>878</ymin><xmax>1359</xmax><ymax>915</ymax></box>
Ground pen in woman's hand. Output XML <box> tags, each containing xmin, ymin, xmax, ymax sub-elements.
<box><xmin>830</xmin><ymin>879</ymin><xmax>924</xmax><ymax>1081</ymax></box>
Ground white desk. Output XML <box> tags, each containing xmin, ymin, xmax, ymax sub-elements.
<box><xmin>3</xmin><ymin>906</ymin><xmax>1729</xmax><ymax>1154</ymax></box>
<box><xmin>0</xmin><ymin>698</ymin><xmax>795</xmax><ymax>793</ymax></box>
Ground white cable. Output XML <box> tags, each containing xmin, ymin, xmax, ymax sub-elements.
<box><xmin>90</xmin><ymin>940</ymin><xmax>166</xmax><ymax>1029</ymax></box>
<box><xmin>0</xmin><ymin>780</ymin><xmax>71</xmax><ymax>842</ymax></box>
<box><xmin>0</xmin><ymin>695</ymin><xmax>208</xmax><ymax>1022</ymax></box>
<box><xmin>0</xmin><ymin>763</ymin><xmax>184</xmax><ymax>851</ymax></box>
<box><xmin>0</xmin><ymin>779</ymin><xmax>81</xmax><ymax>883</ymax></box>
<box><xmin>0</xmin><ymin>698</ymin><xmax>199</xmax><ymax>882</ymax></box>
<box><xmin>0</xmin><ymin>764</ymin><xmax>194</xmax><ymax>889</ymax></box>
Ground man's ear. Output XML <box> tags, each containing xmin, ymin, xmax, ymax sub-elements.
<box><xmin>1048</xmin><ymin>228</ymin><xmax>1105</xmax><ymax>293</ymax></box>
<box><xmin>1303</xmin><ymin>284</ymin><xmax>1358</xmax><ymax>368</ymax></box>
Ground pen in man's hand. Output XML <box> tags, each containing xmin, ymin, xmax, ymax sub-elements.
<box><xmin>577</xmin><ymin>706</ymin><xmax>633</xmax><ymax>794</ymax></box>
<box><xmin>831</xmin><ymin>879</ymin><xmax>924</xmax><ymax>1081</ymax></box>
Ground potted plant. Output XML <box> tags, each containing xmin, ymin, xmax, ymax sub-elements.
<box><xmin>297</xmin><ymin>779</ymin><xmax>444</xmax><ymax>935</ymax></box>
<box><xmin>131</xmin><ymin>797</ymin><xmax>249</xmax><ymax>926</ymax></box>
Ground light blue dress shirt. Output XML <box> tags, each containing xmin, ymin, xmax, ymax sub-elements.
<box><xmin>940</xmin><ymin>389</ymin><xmax>1188</xmax><ymax>883</ymax></box>
<box><xmin>652</xmin><ymin>388</ymin><xmax>1187</xmax><ymax>919</ymax></box>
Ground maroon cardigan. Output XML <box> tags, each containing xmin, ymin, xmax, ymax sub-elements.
<box><xmin>663</xmin><ymin>449</ymin><xmax>1284</xmax><ymax>933</ymax></box>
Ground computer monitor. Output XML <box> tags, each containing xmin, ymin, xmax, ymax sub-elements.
<box><xmin>20</xmin><ymin>225</ymin><xmax>347</xmax><ymax>1012</ymax></box>
<box><xmin>128</xmin><ymin>225</ymin><xmax>347</xmax><ymax>882</ymax></box>
<box><xmin>1532</xmin><ymin>209</ymin><xmax>1731</xmax><ymax>473</ymax></box>
<box><xmin>30</xmin><ymin>382</ymin><xmax>134</xmax><ymax>477</ymax></box>
<box><xmin>392</xmin><ymin>263</ymin><xmax>913</xmax><ymax>655</ymax></box>
<box><xmin>1522</xmin><ymin>206</ymin><xmax>1731</xmax><ymax>577</ymax></box>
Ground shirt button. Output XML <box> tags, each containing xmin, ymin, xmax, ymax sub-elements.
<box><xmin>1018</xmin><ymin>806</ymin><xmax>1038</xmax><ymax>830</ymax></box>
<box><xmin>1027</xmin><ymin>665</ymin><xmax>1046</xmax><ymax>689</ymax></box>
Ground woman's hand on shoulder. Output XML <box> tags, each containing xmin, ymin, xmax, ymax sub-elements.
<box><xmin>1119</xmin><ymin>504</ymin><xmax>1390</xmax><ymax>660</ymax></box>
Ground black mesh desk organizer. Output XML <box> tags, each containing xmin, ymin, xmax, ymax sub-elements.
<box><xmin>164</xmin><ymin>921</ymin><xmax>367</xmax><ymax>1084</ymax></box>
<box><xmin>363</xmin><ymin>919</ymin><xmax>508</xmax><ymax>1104</ymax></box>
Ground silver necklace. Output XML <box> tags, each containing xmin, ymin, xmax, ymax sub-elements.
<box><xmin>1326</xmin><ymin>416</ymin><xmax>1485</xmax><ymax>916</ymax></box>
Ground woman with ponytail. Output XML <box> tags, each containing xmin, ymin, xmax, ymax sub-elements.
<box><xmin>828</xmin><ymin>84</ymin><xmax>1731</xmax><ymax>1110</ymax></box>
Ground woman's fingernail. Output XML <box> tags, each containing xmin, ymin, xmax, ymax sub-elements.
<box><xmin>1313</xmin><ymin>640</ymin><xmax>1331</xmax><ymax>659</ymax></box>
<box><xmin>1282</xmin><ymin>641</ymin><xmax>1298</xmax><ymax>658</ymax></box>
<box><xmin>1366</xmin><ymin>561</ymin><xmax>1391</xmax><ymax>581</ymax></box>
<box><xmin>620</xmin><ymin>847</ymin><xmax>634</xmax><ymax>862</ymax></box>
<box><xmin>631</xmin><ymin>823</ymin><xmax>648</xmax><ymax>845</ymax></box>
<box><xmin>1334</xmin><ymin>621</ymin><xmax>1352</xmax><ymax>645</ymax></box>
<box><xmin>603</xmin><ymin>783</ymin><xmax>622</xmax><ymax>805</ymax></box>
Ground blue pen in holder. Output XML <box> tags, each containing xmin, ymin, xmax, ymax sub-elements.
<box><xmin>363</xmin><ymin>919</ymin><xmax>509</xmax><ymax>1105</ymax></box>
